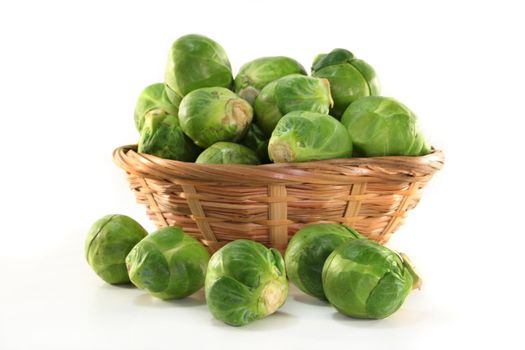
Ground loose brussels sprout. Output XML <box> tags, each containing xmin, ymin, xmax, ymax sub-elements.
<box><xmin>134</xmin><ymin>83</ymin><xmax>179</xmax><ymax>132</ymax></box>
<box><xmin>268</xmin><ymin>111</ymin><xmax>352</xmax><ymax>163</ymax></box>
<box><xmin>179</xmin><ymin>87</ymin><xmax>253</xmax><ymax>148</ymax></box>
<box><xmin>205</xmin><ymin>240</ymin><xmax>288</xmax><ymax>326</ymax></box>
<box><xmin>138</xmin><ymin>109</ymin><xmax>202</xmax><ymax>161</ymax></box>
<box><xmin>254</xmin><ymin>74</ymin><xmax>333</xmax><ymax>136</ymax></box>
<box><xmin>126</xmin><ymin>227</ymin><xmax>209</xmax><ymax>300</ymax></box>
<box><xmin>165</xmin><ymin>34</ymin><xmax>233</xmax><ymax>97</ymax></box>
<box><xmin>234</xmin><ymin>56</ymin><xmax>306</xmax><ymax>105</ymax></box>
<box><xmin>196</xmin><ymin>142</ymin><xmax>260</xmax><ymax>165</ymax></box>
<box><xmin>240</xmin><ymin>123</ymin><xmax>270</xmax><ymax>163</ymax></box>
<box><xmin>85</xmin><ymin>215</ymin><xmax>147</xmax><ymax>284</ymax></box>
<box><xmin>312</xmin><ymin>48</ymin><xmax>380</xmax><ymax>118</ymax></box>
<box><xmin>341</xmin><ymin>96</ymin><xmax>431</xmax><ymax>156</ymax></box>
<box><xmin>322</xmin><ymin>239</ymin><xmax>421</xmax><ymax>319</ymax></box>
<box><xmin>285</xmin><ymin>224</ymin><xmax>362</xmax><ymax>299</ymax></box>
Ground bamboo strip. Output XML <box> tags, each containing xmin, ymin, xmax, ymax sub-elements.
<box><xmin>138</xmin><ymin>177</ymin><xmax>168</xmax><ymax>227</ymax></box>
<box><xmin>180</xmin><ymin>184</ymin><xmax>217</xmax><ymax>243</ymax></box>
<box><xmin>268</xmin><ymin>184</ymin><xmax>288</xmax><ymax>252</ymax></box>
<box><xmin>113</xmin><ymin>145</ymin><xmax>444</xmax><ymax>249</ymax></box>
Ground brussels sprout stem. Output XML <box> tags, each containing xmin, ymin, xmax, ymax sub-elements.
<box><xmin>225</xmin><ymin>99</ymin><xmax>252</xmax><ymax>130</ymax></box>
<box><xmin>319</xmin><ymin>78</ymin><xmax>334</xmax><ymax>108</ymax></box>
<box><xmin>260</xmin><ymin>280</ymin><xmax>287</xmax><ymax>315</ymax></box>
<box><xmin>238</xmin><ymin>87</ymin><xmax>259</xmax><ymax>106</ymax></box>
<box><xmin>399</xmin><ymin>252</ymin><xmax>422</xmax><ymax>290</ymax></box>
<box><xmin>268</xmin><ymin>141</ymin><xmax>294</xmax><ymax>163</ymax></box>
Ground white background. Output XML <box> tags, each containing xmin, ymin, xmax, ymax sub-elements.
<box><xmin>1</xmin><ymin>0</ymin><xmax>524</xmax><ymax>349</ymax></box>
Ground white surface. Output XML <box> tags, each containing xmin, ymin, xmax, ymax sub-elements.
<box><xmin>0</xmin><ymin>1</ymin><xmax>524</xmax><ymax>349</ymax></box>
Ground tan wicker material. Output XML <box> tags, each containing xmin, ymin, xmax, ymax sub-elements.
<box><xmin>113</xmin><ymin>145</ymin><xmax>444</xmax><ymax>252</ymax></box>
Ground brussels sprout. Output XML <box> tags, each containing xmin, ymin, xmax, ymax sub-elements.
<box><xmin>322</xmin><ymin>239</ymin><xmax>421</xmax><ymax>319</ymax></box>
<box><xmin>179</xmin><ymin>87</ymin><xmax>253</xmax><ymax>148</ymax></box>
<box><xmin>85</xmin><ymin>215</ymin><xmax>147</xmax><ymax>284</ymax></box>
<box><xmin>165</xmin><ymin>34</ymin><xmax>233</xmax><ymax>96</ymax></box>
<box><xmin>205</xmin><ymin>240</ymin><xmax>288</xmax><ymax>326</ymax></box>
<box><xmin>312</xmin><ymin>53</ymin><xmax>327</xmax><ymax>68</ymax></box>
<box><xmin>341</xmin><ymin>96</ymin><xmax>431</xmax><ymax>156</ymax></box>
<box><xmin>134</xmin><ymin>83</ymin><xmax>179</xmax><ymax>132</ymax></box>
<box><xmin>254</xmin><ymin>74</ymin><xmax>333</xmax><ymax>136</ymax></box>
<box><xmin>126</xmin><ymin>227</ymin><xmax>209</xmax><ymax>300</ymax></box>
<box><xmin>268</xmin><ymin>111</ymin><xmax>352</xmax><ymax>163</ymax></box>
<box><xmin>285</xmin><ymin>224</ymin><xmax>362</xmax><ymax>299</ymax></box>
<box><xmin>312</xmin><ymin>48</ymin><xmax>380</xmax><ymax>118</ymax></box>
<box><xmin>240</xmin><ymin>123</ymin><xmax>270</xmax><ymax>163</ymax></box>
<box><xmin>234</xmin><ymin>56</ymin><xmax>306</xmax><ymax>105</ymax></box>
<box><xmin>138</xmin><ymin>109</ymin><xmax>202</xmax><ymax>161</ymax></box>
<box><xmin>164</xmin><ymin>84</ymin><xmax>183</xmax><ymax>107</ymax></box>
<box><xmin>196</xmin><ymin>142</ymin><xmax>260</xmax><ymax>165</ymax></box>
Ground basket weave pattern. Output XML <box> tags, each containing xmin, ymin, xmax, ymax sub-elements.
<box><xmin>114</xmin><ymin>145</ymin><xmax>444</xmax><ymax>252</ymax></box>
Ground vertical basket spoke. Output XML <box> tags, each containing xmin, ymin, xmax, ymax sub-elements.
<box><xmin>382</xmin><ymin>182</ymin><xmax>420</xmax><ymax>241</ymax></box>
<box><xmin>113</xmin><ymin>146</ymin><xmax>444</xmax><ymax>249</ymax></box>
<box><xmin>344</xmin><ymin>183</ymin><xmax>367</xmax><ymax>220</ymax></box>
<box><xmin>268</xmin><ymin>184</ymin><xmax>288</xmax><ymax>252</ymax></box>
<box><xmin>138</xmin><ymin>177</ymin><xmax>168</xmax><ymax>227</ymax></box>
<box><xmin>181</xmin><ymin>184</ymin><xmax>218</xmax><ymax>244</ymax></box>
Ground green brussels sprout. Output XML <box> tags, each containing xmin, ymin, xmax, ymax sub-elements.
<box><xmin>341</xmin><ymin>96</ymin><xmax>431</xmax><ymax>157</ymax></box>
<box><xmin>134</xmin><ymin>83</ymin><xmax>179</xmax><ymax>132</ymax></box>
<box><xmin>85</xmin><ymin>215</ymin><xmax>147</xmax><ymax>284</ymax></box>
<box><xmin>240</xmin><ymin>123</ymin><xmax>270</xmax><ymax>163</ymax></box>
<box><xmin>322</xmin><ymin>239</ymin><xmax>421</xmax><ymax>319</ymax></box>
<box><xmin>138</xmin><ymin>109</ymin><xmax>202</xmax><ymax>161</ymax></box>
<box><xmin>164</xmin><ymin>84</ymin><xmax>183</xmax><ymax>107</ymax></box>
<box><xmin>285</xmin><ymin>224</ymin><xmax>362</xmax><ymax>300</ymax></box>
<box><xmin>165</xmin><ymin>34</ymin><xmax>233</xmax><ymax>96</ymax></box>
<box><xmin>196</xmin><ymin>142</ymin><xmax>260</xmax><ymax>165</ymax></box>
<box><xmin>312</xmin><ymin>48</ymin><xmax>380</xmax><ymax>118</ymax></box>
<box><xmin>268</xmin><ymin>111</ymin><xmax>352</xmax><ymax>163</ymax></box>
<box><xmin>254</xmin><ymin>74</ymin><xmax>333</xmax><ymax>136</ymax></box>
<box><xmin>179</xmin><ymin>87</ymin><xmax>253</xmax><ymax>148</ymax></box>
<box><xmin>205</xmin><ymin>240</ymin><xmax>288</xmax><ymax>326</ymax></box>
<box><xmin>312</xmin><ymin>53</ymin><xmax>327</xmax><ymax>68</ymax></box>
<box><xmin>126</xmin><ymin>227</ymin><xmax>209</xmax><ymax>300</ymax></box>
<box><xmin>234</xmin><ymin>56</ymin><xmax>306</xmax><ymax>105</ymax></box>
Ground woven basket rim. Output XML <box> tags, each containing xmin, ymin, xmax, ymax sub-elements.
<box><xmin>113</xmin><ymin>144</ymin><xmax>444</xmax><ymax>185</ymax></box>
<box><xmin>113</xmin><ymin>144</ymin><xmax>444</xmax><ymax>250</ymax></box>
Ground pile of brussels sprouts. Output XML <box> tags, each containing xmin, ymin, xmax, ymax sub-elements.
<box><xmin>87</xmin><ymin>35</ymin><xmax>429</xmax><ymax>325</ymax></box>
<box><xmin>134</xmin><ymin>34</ymin><xmax>431</xmax><ymax>165</ymax></box>
<box><xmin>86</xmin><ymin>215</ymin><xmax>420</xmax><ymax>326</ymax></box>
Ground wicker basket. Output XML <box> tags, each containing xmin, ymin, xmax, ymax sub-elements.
<box><xmin>113</xmin><ymin>145</ymin><xmax>444</xmax><ymax>252</ymax></box>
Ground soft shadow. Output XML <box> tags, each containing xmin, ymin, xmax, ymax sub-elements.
<box><xmin>331</xmin><ymin>312</ymin><xmax>382</xmax><ymax>327</ymax></box>
<box><xmin>133</xmin><ymin>288</ymin><xmax>206</xmax><ymax>308</ymax></box>
<box><xmin>209</xmin><ymin>310</ymin><xmax>298</xmax><ymax>331</ymax></box>
<box><xmin>247</xmin><ymin>310</ymin><xmax>298</xmax><ymax>331</ymax></box>
<box><xmin>99</xmin><ymin>282</ymin><xmax>136</xmax><ymax>290</ymax></box>
<box><xmin>293</xmin><ymin>293</ymin><xmax>330</xmax><ymax>307</ymax></box>
<box><xmin>331</xmin><ymin>307</ymin><xmax>432</xmax><ymax>329</ymax></box>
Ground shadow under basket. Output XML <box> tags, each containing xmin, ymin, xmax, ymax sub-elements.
<box><xmin>113</xmin><ymin>145</ymin><xmax>444</xmax><ymax>253</ymax></box>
